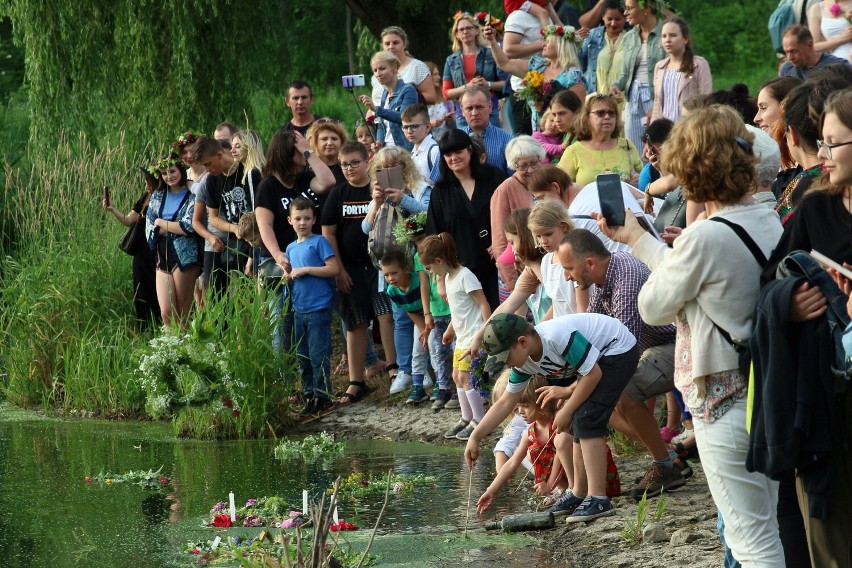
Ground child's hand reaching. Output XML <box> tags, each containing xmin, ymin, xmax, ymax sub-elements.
<box><xmin>476</xmin><ymin>491</ymin><xmax>494</xmax><ymax>514</ymax></box>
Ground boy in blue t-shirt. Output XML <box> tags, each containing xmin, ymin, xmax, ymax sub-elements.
<box><xmin>380</xmin><ymin>250</ymin><xmax>431</xmax><ymax>405</ymax></box>
<box><xmin>285</xmin><ymin>197</ymin><xmax>340</xmax><ymax>415</ymax></box>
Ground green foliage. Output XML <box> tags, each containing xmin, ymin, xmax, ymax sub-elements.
<box><xmin>0</xmin><ymin>17</ymin><xmax>25</xmax><ymax>101</ymax></box>
<box><xmin>622</xmin><ymin>488</ymin><xmax>667</xmax><ymax>543</ymax></box>
<box><xmin>274</xmin><ymin>432</ymin><xmax>346</xmax><ymax>464</ymax></box>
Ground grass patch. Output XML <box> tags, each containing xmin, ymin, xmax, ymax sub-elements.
<box><xmin>622</xmin><ymin>489</ymin><xmax>667</xmax><ymax>544</ymax></box>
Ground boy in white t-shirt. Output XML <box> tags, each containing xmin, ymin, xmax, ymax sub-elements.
<box><xmin>465</xmin><ymin>313</ymin><xmax>639</xmax><ymax>522</ymax></box>
<box><xmin>402</xmin><ymin>104</ymin><xmax>440</xmax><ymax>182</ymax></box>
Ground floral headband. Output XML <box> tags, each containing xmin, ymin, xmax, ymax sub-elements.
<box><xmin>637</xmin><ymin>0</ymin><xmax>671</xmax><ymax>18</ymax></box>
<box><xmin>148</xmin><ymin>155</ymin><xmax>185</xmax><ymax>176</ymax></box>
<box><xmin>171</xmin><ymin>131</ymin><xmax>203</xmax><ymax>151</ymax></box>
<box><xmin>392</xmin><ymin>211</ymin><xmax>428</xmax><ymax>245</ymax></box>
<box><xmin>541</xmin><ymin>25</ymin><xmax>583</xmax><ymax>46</ymax></box>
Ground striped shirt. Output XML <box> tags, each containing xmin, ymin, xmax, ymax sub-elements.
<box><xmin>386</xmin><ymin>273</ymin><xmax>422</xmax><ymax>313</ymax></box>
<box><xmin>660</xmin><ymin>69</ymin><xmax>681</xmax><ymax>122</ymax></box>
<box><xmin>588</xmin><ymin>252</ymin><xmax>675</xmax><ymax>353</ymax></box>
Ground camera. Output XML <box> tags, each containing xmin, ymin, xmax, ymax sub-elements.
<box><xmin>341</xmin><ymin>74</ymin><xmax>366</xmax><ymax>88</ymax></box>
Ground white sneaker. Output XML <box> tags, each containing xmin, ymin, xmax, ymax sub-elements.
<box><xmin>422</xmin><ymin>374</ymin><xmax>434</xmax><ymax>388</ymax></box>
<box><xmin>389</xmin><ymin>371</ymin><xmax>412</xmax><ymax>395</ymax></box>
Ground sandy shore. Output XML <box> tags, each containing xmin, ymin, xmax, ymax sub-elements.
<box><xmin>294</xmin><ymin>381</ymin><xmax>725</xmax><ymax>568</ymax></box>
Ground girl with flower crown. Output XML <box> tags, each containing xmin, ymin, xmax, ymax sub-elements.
<box><xmin>484</xmin><ymin>22</ymin><xmax>587</xmax><ymax>132</ymax></box>
<box><xmin>145</xmin><ymin>153</ymin><xmax>200</xmax><ymax>328</ymax></box>
<box><xmin>172</xmin><ymin>131</ymin><xmax>207</xmax><ymax>193</ymax></box>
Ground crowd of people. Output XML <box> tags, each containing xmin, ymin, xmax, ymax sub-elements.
<box><xmin>104</xmin><ymin>1</ymin><xmax>852</xmax><ymax>566</ymax></box>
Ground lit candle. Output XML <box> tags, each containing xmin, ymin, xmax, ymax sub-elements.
<box><xmin>229</xmin><ymin>492</ymin><xmax>236</xmax><ymax>522</ymax></box>
<box><xmin>302</xmin><ymin>490</ymin><xmax>308</xmax><ymax>515</ymax></box>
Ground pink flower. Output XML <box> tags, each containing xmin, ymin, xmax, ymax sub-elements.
<box><xmin>831</xmin><ymin>2</ymin><xmax>842</xmax><ymax>17</ymax></box>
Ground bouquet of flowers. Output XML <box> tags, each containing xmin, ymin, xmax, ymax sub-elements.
<box><xmin>830</xmin><ymin>2</ymin><xmax>852</xmax><ymax>23</ymax></box>
<box><xmin>515</xmin><ymin>70</ymin><xmax>560</xmax><ymax>105</ymax></box>
<box><xmin>469</xmin><ymin>348</ymin><xmax>493</xmax><ymax>399</ymax></box>
<box><xmin>392</xmin><ymin>211</ymin><xmax>427</xmax><ymax>246</ymax></box>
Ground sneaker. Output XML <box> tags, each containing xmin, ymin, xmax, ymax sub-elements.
<box><xmin>455</xmin><ymin>419</ymin><xmax>479</xmax><ymax>440</ymax></box>
<box><xmin>629</xmin><ymin>463</ymin><xmax>687</xmax><ymax>501</ymax></box>
<box><xmin>673</xmin><ymin>457</ymin><xmax>693</xmax><ymax>479</ymax></box>
<box><xmin>389</xmin><ymin>371</ymin><xmax>412</xmax><ymax>395</ymax></box>
<box><xmin>431</xmin><ymin>389</ymin><xmax>452</xmax><ymax>411</ymax></box>
<box><xmin>423</xmin><ymin>374</ymin><xmax>434</xmax><ymax>388</ymax></box>
<box><xmin>565</xmin><ymin>496</ymin><xmax>615</xmax><ymax>523</ymax></box>
<box><xmin>445</xmin><ymin>391</ymin><xmax>460</xmax><ymax>409</ymax></box>
<box><xmin>405</xmin><ymin>385</ymin><xmax>429</xmax><ymax>404</ymax></box>
<box><xmin>547</xmin><ymin>491</ymin><xmax>584</xmax><ymax>516</ymax></box>
<box><xmin>444</xmin><ymin>419</ymin><xmax>470</xmax><ymax>439</ymax></box>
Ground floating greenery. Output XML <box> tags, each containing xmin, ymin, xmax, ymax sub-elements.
<box><xmin>333</xmin><ymin>472</ymin><xmax>438</xmax><ymax>498</ymax></box>
<box><xmin>206</xmin><ymin>496</ymin><xmax>300</xmax><ymax>529</ymax></box>
<box><xmin>274</xmin><ymin>432</ymin><xmax>346</xmax><ymax>464</ymax></box>
<box><xmin>85</xmin><ymin>466</ymin><xmax>171</xmax><ymax>490</ymax></box>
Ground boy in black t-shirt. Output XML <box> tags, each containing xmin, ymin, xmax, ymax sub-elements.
<box><xmin>321</xmin><ymin>141</ymin><xmax>382</xmax><ymax>405</ymax></box>
<box><xmin>193</xmin><ymin>137</ymin><xmax>261</xmax><ymax>278</ymax></box>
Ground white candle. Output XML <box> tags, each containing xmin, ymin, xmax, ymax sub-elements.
<box><xmin>229</xmin><ymin>492</ymin><xmax>236</xmax><ymax>522</ymax></box>
<box><xmin>211</xmin><ymin>536</ymin><xmax>221</xmax><ymax>550</ymax></box>
<box><xmin>333</xmin><ymin>505</ymin><xmax>339</xmax><ymax>524</ymax></box>
<box><xmin>302</xmin><ymin>490</ymin><xmax>308</xmax><ymax>515</ymax></box>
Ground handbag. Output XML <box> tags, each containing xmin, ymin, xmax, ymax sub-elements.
<box><xmin>118</xmin><ymin>219</ymin><xmax>145</xmax><ymax>256</ymax></box>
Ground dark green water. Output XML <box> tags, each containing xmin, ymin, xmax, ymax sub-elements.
<box><xmin>0</xmin><ymin>407</ymin><xmax>553</xmax><ymax>567</ymax></box>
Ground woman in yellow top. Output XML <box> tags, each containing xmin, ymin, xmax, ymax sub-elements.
<box><xmin>557</xmin><ymin>94</ymin><xmax>642</xmax><ymax>187</ymax></box>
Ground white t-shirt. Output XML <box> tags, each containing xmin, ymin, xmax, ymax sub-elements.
<box><xmin>411</xmin><ymin>134</ymin><xmax>440</xmax><ymax>182</ymax></box>
<box><xmin>539</xmin><ymin>252</ymin><xmax>578</xmax><ymax>317</ymax></box>
<box><xmin>504</xmin><ymin>11</ymin><xmax>548</xmax><ymax>91</ymax></box>
<box><xmin>446</xmin><ymin>267</ymin><xmax>485</xmax><ymax>349</ymax></box>
<box><xmin>569</xmin><ymin>181</ymin><xmax>660</xmax><ymax>253</ymax></box>
<box><xmin>371</xmin><ymin>58</ymin><xmax>431</xmax><ymax>105</ymax></box>
<box><xmin>506</xmin><ymin>314</ymin><xmax>637</xmax><ymax>393</ymax></box>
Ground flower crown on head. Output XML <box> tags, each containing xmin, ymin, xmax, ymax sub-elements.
<box><xmin>392</xmin><ymin>211</ymin><xmax>428</xmax><ymax>245</ymax></box>
<box><xmin>637</xmin><ymin>0</ymin><xmax>671</xmax><ymax>18</ymax></box>
<box><xmin>148</xmin><ymin>155</ymin><xmax>184</xmax><ymax>176</ymax></box>
<box><xmin>171</xmin><ymin>131</ymin><xmax>204</xmax><ymax>151</ymax></box>
<box><xmin>541</xmin><ymin>25</ymin><xmax>583</xmax><ymax>46</ymax></box>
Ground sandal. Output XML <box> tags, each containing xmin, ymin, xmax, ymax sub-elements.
<box><xmin>385</xmin><ymin>362</ymin><xmax>400</xmax><ymax>380</ymax></box>
<box><xmin>337</xmin><ymin>381</ymin><xmax>371</xmax><ymax>406</ymax></box>
<box><xmin>334</xmin><ymin>355</ymin><xmax>349</xmax><ymax>376</ymax></box>
<box><xmin>365</xmin><ymin>359</ymin><xmax>387</xmax><ymax>379</ymax></box>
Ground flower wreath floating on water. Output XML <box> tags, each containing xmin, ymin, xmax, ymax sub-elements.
<box><xmin>332</xmin><ymin>472</ymin><xmax>438</xmax><ymax>498</ymax></box>
<box><xmin>147</xmin><ymin>154</ymin><xmax>185</xmax><ymax>177</ymax></box>
<box><xmin>541</xmin><ymin>24</ymin><xmax>583</xmax><ymax>46</ymax></box>
<box><xmin>468</xmin><ymin>348</ymin><xmax>493</xmax><ymax>398</ymax></box>
<box><xmin>84</xmin><ymin>466</ymin><xmax>172</xmax><ymax>490</ymax></box>
<box><xmin>392</xmin><ymin>211</ymin><xmax>427</xmax><ymax>246</ymax></box>
<box><xmin>207</xmin><ymin>496</ymin><xmax>303</xmax><ymax>529</ymax></box>
<box><xmin>171</xmin><ymin>130</ymin><xmax>204</xmax><ymax>151</ymax></box>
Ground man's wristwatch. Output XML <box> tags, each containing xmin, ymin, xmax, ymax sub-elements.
<box><xmin>303</xmin><ymin>150</ymin><xmax>312</xmax><ymax>159</ymax></box>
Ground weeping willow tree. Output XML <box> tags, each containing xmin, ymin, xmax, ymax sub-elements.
<box><xmin>4</xmin><ymin>0</ymin><xmax>290</xmax><ymax>152</ymax></box>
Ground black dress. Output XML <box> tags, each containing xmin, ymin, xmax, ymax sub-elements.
<box><xmin>131</xmin><ymin>192</ymin><xmax>161</xmax><ymax>327</ymax></box>
<box><xmin>425</xmin><ymin>165</ymin><xmax>507</xmax><ymax>309</ymax></box>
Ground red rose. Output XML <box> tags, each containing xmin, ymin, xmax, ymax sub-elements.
<box><xmin>232</xmin><ymin>409</ymin><xmax>241</xmax><ymax>417</ymax></box>
<box><xmin>222</xmin><ymin>397</ymin><xmax>234</xmax><ymax>408</ymax></box>
<box><xmin>540</xmin><ymin>29</ymin><xmax>546</xmax><ymax>37</ymax></box>
<box><xmin>212</xmin><ymin>514</ymin><xmax>232</xmax><ymax>528</ymax></box>
<box><xmin>191</xmin><ymin>549</ymin><xmax>200</xmax><ymax>555</ymax></box>
<box><xmin>557</xmin><ymin>26</ymin><xmax>564</xmax><ymax>35</ymax></box>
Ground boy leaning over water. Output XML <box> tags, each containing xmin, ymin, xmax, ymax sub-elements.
<box><xmin>464</xmin><ymin>313</ymin><xmax>639</xmax><ymax>522</ymax></box>
<box><xmin>285</xmin><ymin>197</ymin><xmax>339</xmax><ymax>416</ymax></box>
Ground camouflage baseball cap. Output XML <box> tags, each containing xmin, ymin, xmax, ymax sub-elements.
<box><xmin>482</xmin><ymin>313</ymin><xmax>531</xmax><ymax>375</ymax></box>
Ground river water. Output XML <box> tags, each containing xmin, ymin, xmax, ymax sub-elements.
<box><xmin>0</xmin><ymin>406</ymin><xmax>561</xmax><ymax>567</ymax></box>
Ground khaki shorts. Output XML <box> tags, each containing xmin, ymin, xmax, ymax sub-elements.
<box><xmin>623</xmin><ymin>343</ymin><xmax>676</xmax><ymax>403</ymax></box>
<box><xmin>453</xmin><ymin>348</ymin><xmax>472</xmax><ymax>372</ymax></box>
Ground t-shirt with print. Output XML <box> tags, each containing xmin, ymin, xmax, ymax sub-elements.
<box><xmin>255</xmin><ymin>170</ymin><xmax>321</xmax><ymax>257</ymax></box>
<box><xmin>414</xmin><ymin>253</ymin><xmax>451</xmax><ymax>317</ymax></box>
<box><xmin>195</xmin><ymin>179</ymin><xmax>228</xmax><ymax>253</ymax></box>
<box><xmin>386</xmin><ymin>273</ymin><xmax>422</xmax><ymax>313</ymax></box>
<box><xmin>205</xmin><ymin>163</ymin><xmax>262</xmax><ymax>224</ymax></box>
<box><xmin>445</xmin><ymin>267</ymin><xmax>485</xmax><ymax>350</ymax></box>
<box><xmin>320</xmin><ymin>181</ymin><xmax>372</xmax><ymax>268</ymax></box>
<box><xmin>285</xmin><ymin>234</ymin><xmax>336</xmax><ymax>314</ymax></box>
<box><xmin>506</xmin><ymin>314</ymin><xmax>637</xmax><ymax>393</ymax></box>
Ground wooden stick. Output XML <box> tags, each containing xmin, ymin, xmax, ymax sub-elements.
<box><xmin>355</xmin><ymin>469</ymin><xmax>393</xmax><ymax>568</ymax></box>
<box><xmin>464</xmin><ymin>466</ymin><xmax>474</xmax><ymax>538</ymax></box>
<box><xmin>512</xmin><ymin>429</ymin><xmax>557</xmax><ymax>493</ymax></box>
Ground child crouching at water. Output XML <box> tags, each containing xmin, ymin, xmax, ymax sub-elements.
<box><xmin>477</xmin><ymin>375</ymin><xmax>569</xmax><ymax>514</ymax></box>
<box><xmin>418</xmin><ymin>232</ymin><xmax>491</xmax><ymax>439</ymax></box>
<box><xmin>491</xmin><ymin>370</ymin><xmax>534</xmax><ymax>474</ymax></box>
<box><xmin>381</xmin><ymin>250</ymin><xmax>431</xmax><ymax>404</ymax></box>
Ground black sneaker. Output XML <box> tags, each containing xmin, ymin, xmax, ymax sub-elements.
<box><xmin>673</xmin><ymin>457</ymin><xmax>693</xmax><ymax>479</ymax></box>
<box><xmin>565</xmin><ymin>496</ymin><xmax>615</xmax><ymax>523</ymax></box>
<box><xmin>547</xmin><ymin>491</ymin><xmax>584</xmax><ymax>516</ymax></box>
<box><xmin>299</xmin><ymin>398</ymin><xmax>317</xmax><ymax>416</ymax></box>
<box><xmin>629</xmin><ymin>463</ymin><xmax>687</xmax><ymax>501</ymax></box>
<box><xmin>444</xmin><ymin>419</ymin><xmax>470</xmax><ymax>439</ymax></box>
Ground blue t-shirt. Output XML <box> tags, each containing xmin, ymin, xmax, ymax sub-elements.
<box><xmin>285</xmin><ymin>234</ymin><xmax>335</xmax><ymax>313</ymax></box>
<box><xmin>161</xmin><ymin>187</ymin><xmax>189</xmax><ymax>220</ymax></box>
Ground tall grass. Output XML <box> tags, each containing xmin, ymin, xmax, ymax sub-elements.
<box><xmin>0</xmin><ymin>135</ymin><xmax>297</xmax><ymax>437</ymax></box>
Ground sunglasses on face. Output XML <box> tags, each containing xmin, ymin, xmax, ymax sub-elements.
<box><xmin>590</xmin><ymin>110</ymin><xmax>616</xmax><ymax>118</ymax></box>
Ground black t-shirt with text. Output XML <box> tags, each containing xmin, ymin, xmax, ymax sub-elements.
<box><xmin>254</xmin><ymin>170</ymin><xmax>321</xmax><ymax>256</ymax></box>
<box><xmin>205</xmin><ymin>163</ymin><xmax>262</xmax><ymax>223</ymax></box>
<box><xmin>321</xmin><ymin>181</ymin><xmax>372</xmax><ymax>268</ymax></box>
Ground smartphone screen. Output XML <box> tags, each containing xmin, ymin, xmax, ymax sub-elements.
<box><xmin>597</xmin><ymin>173</ymin><xmax>625</xmax><ymax>226</ymax></box>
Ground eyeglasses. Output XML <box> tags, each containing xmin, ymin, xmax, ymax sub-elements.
<box><xmin>590</xmin><ymin>110</ymin><xmax>617</xmax><ymax>118</ymax></box>
<box><xmin>402</xmin><ymin>123</ymin><xmax>427</xmax><ymax>132</ymax></box>
<box><xmin>816</xmin><ymin>139</ymin><xmax>852</xmax><ymax>160</ymax></box>
<box><xmin>514</xmin><ymin>161</ymin><xmax>540</xmax><ymax>172</ymax></box>
<box><xmin>340</xmin><ymin>160</ymin><xmax>364</xmax><ymax>169</ymax></box>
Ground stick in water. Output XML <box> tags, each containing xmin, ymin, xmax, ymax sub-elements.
<box><xmin>512</xmin><ymin>429</ymin><xmax>557</xmax><ymax>492</ymax></box>
<box><xmin>464</xmin><ymin>466</ymin><xmax>474</xmax><ymax>538</ymax></box>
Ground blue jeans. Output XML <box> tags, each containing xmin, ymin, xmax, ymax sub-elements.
<box><xmin>718</xmin><ymin>512</ymin><xmax>742</xmax><ymax>568</ymax></box>
<box><xmin>428</xmin><ymin>316</ymin><xmax>453</xmax><ymax>390</ymax></box>
<box><xmin>294</xmin><ymin>307</ymin><xmax>333</xmax><ymax>399</ymax></box>
<box><xmin>270</xmin><ymin>286</ymin><xmax>293</xmax><ymax>379</ymax></box>
<box><xmin>392</xmin><ymin>302</ymin><xmax>413</xmax><ymax>374</ymax></box>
